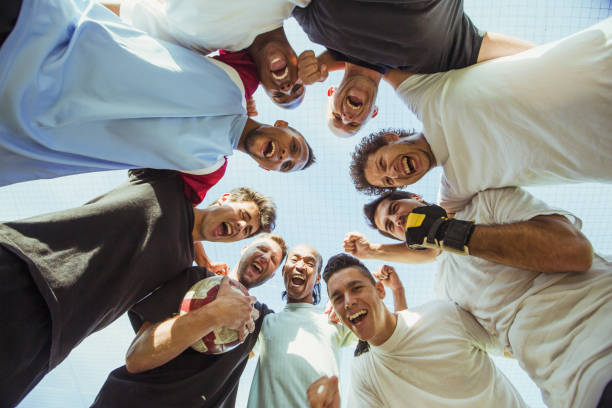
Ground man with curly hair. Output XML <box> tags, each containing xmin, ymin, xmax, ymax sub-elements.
<box><xmin>350</xmin><ymin>19</ymin><xmax>612</xmax><ymax>212</ymax></box>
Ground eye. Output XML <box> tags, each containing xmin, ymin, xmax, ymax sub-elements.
<box><xmin>292</xmin><ymin>84</ymin><xmax>303</xmax><ymax>95</ymax></box>
<box><xmin>245</xmin><ymin>226</ymin><xmax>253</xmax><ymax>236</ymax></box>
<box><xmin>290</xmin><ymin>140</ymin><xmax>298</xmax><ymax>155</ymax></box>
<box><xmin>332</xmin><ymin>113</ymin><xmax>341</xmax><ymax>121</ymax></box>
<box><xmin>389</xmin><ymin>202</ymin><xmax>397</xmax><ymax>215</ymax></box>
<box><xmin>281</xmin><ymin>161</ymin><xmax>292</xmax><ymax>172</ymax></box>
<box><xmin>385</xmin><ymin>221</ymin><xmax>392</xmax><ymax>233</ymax></box>
<box><xmin>384</xmin><ymin>177</ymin><xmax>393</xmax><ymax>186</ymax></box>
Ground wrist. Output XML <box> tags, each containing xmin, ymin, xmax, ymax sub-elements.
<box><xmin>367</xmin><ymin>243</ymin><xmax>382</xmax><ymax>258</ymax></box>
<box><xmin>391</xmin><ymin>285</ymin><xmax>405</xmax><ymax>296</ymax></box>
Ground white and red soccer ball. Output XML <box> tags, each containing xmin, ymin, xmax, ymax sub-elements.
<box><xmin>180</xmin><ymin>275</ymin><xmax>250</xmax><ymax>354</ymax></box>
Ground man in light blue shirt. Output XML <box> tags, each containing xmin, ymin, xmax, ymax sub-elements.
<box><xmin>0</xmin><ymin>0</ymin><xmax>314</xmax><ymax>187</ymax></box>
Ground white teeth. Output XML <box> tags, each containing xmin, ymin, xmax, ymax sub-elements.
<box><xmin>264</xmin><ymin>142</ymin><xmax>276</xmax><ymax>158</ymax></box>
<box><xmin>223</xmin><ymin>222</ymin><xmax>233</xmax><ymax>235</ymax></box>
<box><xmin>346</xmin><ymin>98</ymin><xmax>361</xmax><ymax>110</ymax></box>
<box><xmin>271</xmin><ymin>66</ymin><xmax>289</xmax><ymax>81</ymax></box>
<box><xmin>291</xmin><ymin>272</ymin><xmax>305</xmax><ymax>282</ymax></box>
<box><xmin>253</xmin><ymin>263</ymin><xmax>262</xmax><ymax>272</ymax></box>
<box><xmin>410</xmin><ymin>158</ymin><xmax>416</xmax><ymax>172</ymax></box>
<box><xmin>402</xmin><ymin>156</ymin><xmax>411</xmax><ymax>174</ymax></box>
<box><xmin>348</xmin><ymin>310</ymin><xmax>367</xmax><ymax>321</ymax></box>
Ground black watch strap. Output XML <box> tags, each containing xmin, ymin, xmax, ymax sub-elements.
<box><xmin>442</xmin><ymin>220</ymin><xmax>475</xmax><ymax>255</ymax></box>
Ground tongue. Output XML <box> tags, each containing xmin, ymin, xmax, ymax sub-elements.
<box><xmin>292</xmin><ymin>277</ymin><xmax>304</xmax><ymax>285</ymax></box>
<box><xmin>270</xmin><ymin>57</ymin><xmax>286</xmax><ymax>71</ymax></box>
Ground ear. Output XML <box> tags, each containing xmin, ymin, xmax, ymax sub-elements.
<box><xmin>258</xmin><ymin>164</ymin><xmax>271</xmax><ymax>171</ymax></box>
<box><xmin>411</xmin><ymin>194</ymin><xmax>424</xmax><ymax>202</ymax></box>
<box><xmin>375</xmin><ymin>280</ymin><xmax>386</xmax><ymax>300</ymax></box>
<box><xmin>274</xmin><ymin>120</ymin><xmax>289</xmax><ymax>128</ymax></box>
<box><xmin>217</xmin><ymin>193</ymin><xmax>231</xmax><ymax>205</ymax></box>
<box><xmin>327</xmin><ymin>86</ymin><xmax>336</xmax><ymax>97</ymax></box>
<box><xmin>315</xmin><ymin>273</ymin><xmax>321</xmax><ymax>285</ymax></box>
<box><xmin>370</xmin><ymin>106</ymin><xmax>379</xmax><ymax>119</ymax></box>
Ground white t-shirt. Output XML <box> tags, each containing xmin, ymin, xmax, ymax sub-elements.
<box><xmin>396</xmin><ymin>18</ymin><xmax>612</xmax><ymax>213</ymax></box>
<box><xmin>348</xmin><ymin>301</ymin><xmax>526</xmax><ymax>408</ymax></box>
<box><xmin>247</xmin><ymin>303</ymin><xmax>356</xmax><ymax>408</ymax></box>
<box><xmin>435</xmin><ymin>187</ymin><xmax>612</xmax><ymax>408</ymax></box>
<box><xmin>121</xmin><ymin>0</ymin><xmax>310</xmax><ymax>55</ymax></box>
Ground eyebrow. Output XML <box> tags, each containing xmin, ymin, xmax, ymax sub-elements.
<box><xmin>330</xmin><ymin>280</ymin><xmax>364</xmax><ymax>300</ymax></box>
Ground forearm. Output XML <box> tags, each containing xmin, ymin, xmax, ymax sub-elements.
<box><xmin>126</xmin><ymin>307</ymin><xmax>220</xmax><ymax>373</ymax></box>
<box><xmin>317</xmin><ymin>51</ymin><xmax>345</xmax><ymax>72</ymax></box>
<box><xmin>367</xmin><ymin>243</ymin><xmax>439</xmax><ymax>264</ymax></box>
<box><xmin>391</xmin><ymin>286</ymin><xmax>407</xmax><ymax>312</ymax></box>
<box><xmin>477</xmin><ymin>32</ymin><xmax>535</xmax><ymax>62</ymax></box>
<box><xmin>469</xmin><ymin>215</ymin><xmax>593</xmax><ymax>273</ymax></box>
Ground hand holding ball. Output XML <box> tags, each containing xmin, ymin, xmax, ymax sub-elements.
<box><xmin>180</xmin><ymin>275</ymin><xmax>256</xmax><ymax>354</ymax></box>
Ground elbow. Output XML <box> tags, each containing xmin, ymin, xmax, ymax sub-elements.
<box><xmin>125</xmin><ymin>352</ymin><xmax>150</xmax><ymax>374</ymax></box>
<box><xmin>571</xmin><ymin>238</ymin><xmax>594</xmax><ymax>272</ymax></box>
<box><xmin>546</xmin><ymin>238</ymin><xmax>593</xmax><ymax>274</ymax></box>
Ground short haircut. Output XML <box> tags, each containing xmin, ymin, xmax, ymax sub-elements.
<box><xmin>363</xmin><ymin>190</ymin><xmax>428</xmax><ymax>241</ymax></box>
<box><xmin>282</xmin><ymin>245</ymin><xmax>324</xmax><ymax>305</ymax></box>
<box><xmin>350</xmin><ymin>128</ymin><xmax>417</xmax><ymax>195</ymax></box>
<box><xmin>256</xmin><ymin>233</ymin><xmax>288</xmax><ymax>263</ymax></box>
<box><xmin>322</xmin><ymin>253</ymin><xmax>376</xmax><ymax>286</ymax></box>
<box><xmin>210</xmin><ymin>187</ymin><xmax>277</xmax><ymax>234</ymax></box>
<box><xmin>288</xmin><ymin>125</ymin><xmax>316</xmax><ymax>171</ymax></box>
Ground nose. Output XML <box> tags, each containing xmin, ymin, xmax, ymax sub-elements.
<box><xmin>279</xmin><ymin>82</ymin><xmax>291</xmax><ymax>92</ymax></box>
<box><xmin>342</xmin><ymin>112</ymin><xmax>354</xmax><ymax>123</ymax></box>
<box><xmin>237</xmin><ymin>219</ymin><xmax>247</xmax><ymax>233</ymax></box>
<box><xmin>343</xmin><ymin>292</ymin><xmax>356</xmax><ymax>309</ymax></box>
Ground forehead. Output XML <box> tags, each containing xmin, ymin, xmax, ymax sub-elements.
<box><xmin>327</xmin><ymin>266</ymin><xmax>371</xmax><ymax>293</ymax></box>
<box><xmin>292</xmin><ymin>131</ymin><xmax>310</xmax><ymax>171</ymax></box>
<box><xmin>253</xmin><ymin>238</ymin><xmax>282</xmax><ymax>256</ymax></box>
<box><xmin>288</xmin><ymin>245</ymin><xmax>319</xmax><ymax>260</ymax></box>
<box><xmin>373</xmin><ymin>198</ymin><xmax>393</xmax><ymax>230</ymax></box>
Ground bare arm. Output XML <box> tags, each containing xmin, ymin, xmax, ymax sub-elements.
<box><xmin>125</xmin><ymin>277</ymin><xmax>256</xmax><ymax>373</ymax></box>
<box><xmin>477</xmin><ymin>32</ymin><xmax>535</xmax><ymax>62</ymax></box>
<box><xmin>383</xmin><ymin>70</ymin><xmax>415</xmax><ymax>90</ymax></box>
<box><xmin>102</xmin><ymin>3</ymin><xmax>121</xmax><ymax>16</ymax></box>
<box><xmin>344</xmin><ymin>231</ymin><xmax>439</xmax><ymax>264</ymax></box>
<box><xmin>373</xmin><ymin>265</ymin><xmax>407</xmax><ymax>312</ymax></box>
<box><xmin>469</xmin><ymin>214</ymin><xmax>593</xmax><ymax>273</ymax></box>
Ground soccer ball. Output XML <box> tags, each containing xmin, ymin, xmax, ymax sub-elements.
<box><xmin>180</xmin><ymin>275</ymin><xmax>250</xmax><ymax>354</ymax></box>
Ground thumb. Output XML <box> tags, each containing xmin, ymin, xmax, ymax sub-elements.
<box><xmin>320</xmin><ymin>64</ymin><xmax>329</xmax><ymax>81</ymax></box>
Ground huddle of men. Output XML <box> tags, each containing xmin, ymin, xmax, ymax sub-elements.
<box><xmin>1</xmin><ymin>0</ymin><xmax>611</xmax><ymax>406</ymax></box>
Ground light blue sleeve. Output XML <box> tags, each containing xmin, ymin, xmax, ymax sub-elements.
<box><xmin>0</xmin><ymin>0</ymin><xmax>247</xmax><ymax>186</ymax></box>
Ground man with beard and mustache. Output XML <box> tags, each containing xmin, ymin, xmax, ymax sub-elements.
<box><xmin>0</xmin><ymin>0</ymin><xmax>315</xmax><ymax>190</ymax></box>
<box><xmin>0</xmin><ymin>167</ymin><xmax>278</xmax><ymax>407</ymax></box>
<box><xmin>92</xmin><ymin>234</ymin><xmax>287</xmax><ymax>408</ymax></box>
<box><xmin>105</xmin><ymin>0</ymin><xmax>312</xmax><ymax>109</ymax></box>
<box><xmin>307</xmin><ymin>254</ymin><xmax>527</xmax><ymax>408</ymax></box>
<box><xmin>292</xmin><ymin>0</ymin><xmax>534</xmax><ymax>137</ymax></box>
<box><xmin>246</xmin><ymin>244</ymin><xmax>407</xmax><ymax>407</ymax></box>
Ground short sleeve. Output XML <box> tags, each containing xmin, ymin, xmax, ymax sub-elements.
<box><xmin>129</xmin><ymin>267</ymin><xmax>212</xmax><ymax>331</ymax></box>
<box><xmin>469</xmin><ymin>187</ymin><xmax>581</xmax><ymax>228</ymax></box>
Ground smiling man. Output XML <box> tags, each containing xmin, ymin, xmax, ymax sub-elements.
<box><xmin>0</xmin><ymin>0</ymin><xmax>315</xmax><ymax>189</ymax></box>
<box><xmin>312</xmin><ymin>254</ymin><xmax>526</xmax><ymax>408</ymax></box>
<box><xmin>292</xmin><ymin>0</ymin><xmax>534</xmax><ymax>137</ymax></box>
<box><xmin>247</xmin><ymin>244</ymin><xmax>357</xmax><ymax>408</ymax></box>
<box><xmin>0</xmin><ymin>168</ymin><xmax>276</xmax><ymax>406</ymax></box>
<box><xmin>92</xmin><ymin>234</ymin><xmax>287</xmax><ymax>407</ymax></box>
<box><xmin>351</xmin><ymin>186</ymin><xmax>612</xmax><ymax>408</ymax></box>
<box><xmin>350</xmin><ymin>19</ymin><xmax>612</xmax><ymax>211</ymax></box>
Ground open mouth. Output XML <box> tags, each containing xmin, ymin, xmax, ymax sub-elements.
<box><xmin>348</xmin><ymin>309</ymin><xmax>368</xmax><ymax>325</ymax></box>
<box><xmin>291</xmin><ymin>272</ymin><xmax>306</xmax><ymax>286</ymax></box>
<box><xmin>263</xmin><ymin>141</ymin><xmax>276</xmax><ymax>158</ymax></box>
<box><xmin>249</xmin><ymin>261</ymin><xmax>263</xmax><ymax>277</ymax></box>
<box><xmin>402</xmin><ymin>155</ymin><xmax>416</xmax><ymax>174</ymax></box>
<box><xmin>346</xmin><ymin>95</ymin><xmax>363</xmax><ymax>110</ymax></box>
<box><xmin>221</xmin><ymin>221</ymin><xmax>233</xmax><ymax>236</ymax></box>
<box><xmin>270</xmin><ymin>57</ymin><xmax>289</xmax><ymax>81</ymax></box>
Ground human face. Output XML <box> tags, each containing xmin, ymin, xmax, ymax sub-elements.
<box><xmin>243</xmin><ymin>120</ymin><xmax>309</xmax><ymax>172</ymax></box>
<box><xmin>282</xmin><ymin>244</ymin><xmax>321</xmax><ymax>303</ymax></box>
<box><xmin>198</xmin><ymin>200</ymin><xmax>261</xmax><ymax>242</ymax></box>
<box><xmin>327</xmin><ymin>266</ymin><xmax>386</xmax><ymax>343</ymax></box>
<box><xmin>328</xmin><ymin>74</ymin><xmax>379</xmax><ymax>136</ymax></box>
<box><xmin>236</xmin><ymin>238</ymin><xmax>283</xmax><ymax>289</ymax></box>
<box><xmin>257</xmin><ymin>40</ymin><xmax>304</xmax><ymax>108</ymax></box>
<box><xmin>374</xmin><ymin>196</ymin><xmax>425</xmax><ymax>240</ymax></box>
<box><xmin>364</xmin><ymin>132</ymin><xmax>435</xmax><ymax>188</ymax></box>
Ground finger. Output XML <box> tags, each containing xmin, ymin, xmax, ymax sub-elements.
<box><xmin>251</xmin><ymin>308</ymin><xmax>260</xmax><ymax>321</ymax></box>
<box><xmin>319</xmin><ymin>64</ymin><xmax>329</xmax><ymax>82</ymax></box>
<box><xmin>247</xmin><ymin>295</ymin><xmax>257</xmax><ymax>305</ymax></box>
<box><xmin>246</xmin><ymin>318</ymin><xmax>255</xmax><ymax>334</ymax></box>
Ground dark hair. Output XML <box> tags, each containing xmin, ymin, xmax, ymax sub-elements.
<box><xmin>302</xmin><ymin>139</ymin><xmax>316</xmax><ymax>170</ymax></box>
<box><xmin>209</xmin><ymin>187</ymin><xmax>277</xmax><ymax>234</ymax></box>
<box><xmin>322</xmin><ymin>253</ymin><xmax>375</xmax><ymax>285</ymax></box>
<box><xmin>282</xmin><ymin>249</ymin><xmax>324</xmax><ymax>305</ymax></box>
<box><xmin>350</xmin><ymin>128</ymin><xmax>417</xmax><ymax>195</ymax></box>
<box><xmin>363</xmin><ymin>190</ymin><xmax>429</xmax><ymax>241</ymax></box>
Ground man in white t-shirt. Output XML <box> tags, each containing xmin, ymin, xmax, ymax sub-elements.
<box><xmin>247</xmin><ymin>244</ymin><xmax>362</xmax><ymax>407</ymax></box>
<box><xmin>107</xmin><ymin>0</ymin><xmax>311</xmax><ymax>109</ymax></box>
<box><xmin>351</xmin><ymin>188</ymin><xmax>612</xmax><ymax>408</ymax></box>
<box><xmin>349</xmin><ymin>18</ymin><xmax>612</xmax><ymax>212</ymax></box>
<box><xmin>306</xmin><ymin>254</ymin><xmax>526</xmax><ymax>408</ymax></box>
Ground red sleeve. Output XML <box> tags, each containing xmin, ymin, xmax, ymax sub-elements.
<box><xmin>213</xmin><ymin>50</ymin><xmax>260</xmax><ymax>100</ymax></box>
<box><xmin>179</xmin><ymin>159</ymin><xmax>228</xmax><ymax>205</ymax></box>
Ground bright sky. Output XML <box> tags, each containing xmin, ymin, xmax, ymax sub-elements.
<box><xmin>3</xmin><ymin>0</ymin><xmax>610</xmax><ymax>407</ymax></box>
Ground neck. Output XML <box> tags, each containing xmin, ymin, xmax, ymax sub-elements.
<box><xmin>191</xmin><ymin>207</ymin><xmax>205</xmax><ymax>241</ymax></box>
<box><xmin>286</xmin><ymin>293</ymin><xmax>314</xmax><ymax>305</ymax></box>
<box><xmin>368</xmin><ymin>308</ymin><xmax>398</xmax><ymax>347</ymax></box>
<box><xmin>237</xmin><ymin>118</ymin><xmax>260</xmax><ymax>153</ymax></box>
<box><xmin>345</xmin><ymin>62</ymin><xmax>383</xmax><ymax>84</ymax></box>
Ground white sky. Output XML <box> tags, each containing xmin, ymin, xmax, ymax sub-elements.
<box><xmin>2</xmin><ymin>0</ymin><xmax>610</xmax><ymax>407</ymax></box>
